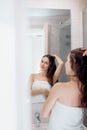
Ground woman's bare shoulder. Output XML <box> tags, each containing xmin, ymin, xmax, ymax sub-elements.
<box><xmin>54</xmin><ymin>82</ymin><xmax>69</xmax><ymax>88</ymax></box>
<box><xmin>48</xmin><ymin>82</ymin><xmax>67</xmax><ymax>99</ymax></box>
<box><xmin>30</xmin><ymin>73</ymin><xmax>39</xmax><ymax>77</ymax></box>
<box><xmin>50</xmin><ymin>82</ymin><xmax>70</xmax><ymax>99</ymax></box>
<box><xmin>30</xmin><ymin>73</ymin><xmax>38</xmax><ymax>81</ymax></box>
<box><xmin>30</xmin><ymin>73</ymin><xmax>39</xmax><ymax>80</ymax></box>
<box><xmin>30</xmin><ymin>73</ymin><xmax>35</xmax><ymax>77</ymax></box>
<box><xmin>52</xmin><ymin>82</ymin><xmax>70</xmax><ymax>93</ymax></box>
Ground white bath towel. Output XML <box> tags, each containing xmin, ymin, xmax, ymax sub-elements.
<box><xmin>32</xmin><ymin>80</ymin><xmax>51</xmax><ymax>103</ymax></box>
<box><xmin>48</xmin><ymin>102</ymin><xmax>84</xmax><ymax>130</ymax></box>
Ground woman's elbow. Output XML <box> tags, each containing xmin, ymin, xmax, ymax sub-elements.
<box><xmin>42</xmin><ymin>89</ymin><xmax>49</xmax><ymax>97</ymax></box>
<box><xmin>61</xmin><ymin>61</ymin><xmax>64</xmax><ymax>66</ymax></box>
<box><xmin>45</xmin><ymin>91</ymin><xmax>49</xmax><ymax>98</ymax></box>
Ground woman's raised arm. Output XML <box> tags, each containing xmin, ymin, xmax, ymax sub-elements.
<box><xmin>53</xmin><ymin>55</ymin><xmax>64</xmax><ymax>84</ymax></box>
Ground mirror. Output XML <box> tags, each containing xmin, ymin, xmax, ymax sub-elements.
<box><xmin>28</xmin><ymin>8</ymin><xmax>71</xmax><ymax>129</ymax></box>
<box><xmin>28</xmin><ymin>8</ymin><xmax>71</xmax><ymax>81</ymax></box>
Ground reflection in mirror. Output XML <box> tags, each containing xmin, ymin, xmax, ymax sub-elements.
<box><xmin>28</xmin><ymin>8</ymin><xmax>71</xmax><ymax>130</ymax></box>
<box><xmin>28</xmin><ymin>8</ymin><xmax>71</xmax><ymax>81</ymax></box>
<box><xmin>83</xmin><ymin>8</ymin><xmax>87</xmax><ymax>48</ymax></box>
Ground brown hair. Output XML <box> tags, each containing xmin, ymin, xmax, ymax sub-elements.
<box><xmin>42</xmin><ymin>54</ymin><xmax>56</xmax><ymax>86</ymax></box>
<box><xmin>70</xmin><ymin>48</ymin><xmax>87</xmax><ymax>107</ymax></box>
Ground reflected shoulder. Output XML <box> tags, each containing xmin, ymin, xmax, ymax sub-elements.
<box><xmin>30</xmin><ymin>73</ymin><xmax>40</xmax><ymax>80</ymax></box>
<box><xmin>30</xmin><ymin>73</ymin><xmax>36</xmax><ymax>79</ymax></box>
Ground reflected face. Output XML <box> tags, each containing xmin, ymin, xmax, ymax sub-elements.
<box><xmin>40</xmin><ymin>57</ymin><xmax>50</xmax><ymax>72</ymax></box>
<box><xmin>65</xmin><ymin>54</ymin><xmax>75</xmax><ymax>76</ymax></box>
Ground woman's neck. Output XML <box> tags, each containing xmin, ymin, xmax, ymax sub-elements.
<box><xmin>40</xmin><ymin>71</ymin><xmax>47</xmax><ymax>77</ymax></box>
<box><xmin>70</xmin><ymin>76</ymin><xmax>79</xmax><ymax>83</ymax></box>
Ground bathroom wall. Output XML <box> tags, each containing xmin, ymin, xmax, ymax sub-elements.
<box><xmin>58</xmin><ymin>25</ymin><xmax>71</xmax><ymax>81</ymax></box>
<box><xmin>46</xmin><ymin>20</ymin><xmax>71</xmax><ymax>82</ymax></box>
<box><xmin>83</xmin><ymin>8</ymin><xmax>87</xmax><ymax>47</ymax></box>
<box><xmin>0</xmin><ymin>0</ymin><xmax>17</xmax><ymax>130</ymax></box>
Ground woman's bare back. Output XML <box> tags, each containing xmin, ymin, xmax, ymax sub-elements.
<box><xmin>56</xmin><ymin>81</ymin><xmax>82</xmax><ymax>107</ymax></box>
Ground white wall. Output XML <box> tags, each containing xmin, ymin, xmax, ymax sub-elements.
<box><xmin>0</xmin><ymin>0</ymin><xmax>17</xmax><ymax>130</ymax></box>
<box><xmin>16</xmin><ymin>0</ymin><xmax>31</xmax><ymax>130</ymax></box>
<box><xmin>0</xmin><ymin>0</ymin><xmax>31</xmax><ymax>130</ymax></box>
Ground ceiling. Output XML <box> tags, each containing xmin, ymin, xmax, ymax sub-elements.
<box><xmin>28</xmin><ymin>8</ymin><xmax>71</xmax><ymax>27</ymax></box>
<box><xmin>28</xmin><ymin>8</ymin><xmax>70</xmax><ymax>17</ymax></box>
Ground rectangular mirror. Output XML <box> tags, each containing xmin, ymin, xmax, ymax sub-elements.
<box><xmin>28</xmin><ymin>8</ymin><xmax>71</xmax><ymax>130</ymax></box>
<box><xmin>28</xmin><ymin>8</ymin><xmax>71</xmax><ymax>82</ymax></box>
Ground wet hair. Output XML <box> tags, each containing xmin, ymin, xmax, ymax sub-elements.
<box><xmin>42</xmin><ymin>54</ymin><xmax>56</xmax><ymax>86</ymax></box>
<box><xmin>70</xmin><ymin>48</ymin><xmax>87</xmax><ymax>107</ymax></box>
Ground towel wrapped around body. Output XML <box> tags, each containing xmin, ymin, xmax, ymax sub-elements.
<box><xmin>48</xmin><ymin>102</ymin><xmax>84</xmax><ymax>130</ymax></box>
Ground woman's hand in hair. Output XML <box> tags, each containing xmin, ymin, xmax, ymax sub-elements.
<box><xmin>81</xmin><ymin>48</ymin><xmax>87</xmax><ymax>56</ymax></box>
<box><xmin>52</xmin><ymin>54</ymin><xmax>64</xmax><ymax>64</ymax></box>
<box><xmin>52</xmin><ymin>54</ymin><xmax>58</xmax><ymax>59</ymax></box>
<box><xmin>52</xmin><ymin>54</ymin><xmax>64</xmax><ymax>84</ymax></box>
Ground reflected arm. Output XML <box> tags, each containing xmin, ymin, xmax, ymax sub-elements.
<box><xmin>30</xmin><ymin>74</ymin><xmax>49</xmax><ymax>97</ymax></box>
<box><xmin>30</xmin><ymin>74</ymin><xmax>41</xmax><ymax>95</ymax></box>
<box><xmin>53</xmin><ymin>55</ymin><xmax>64</xmax><ymax>83</ymax></box>
<box><xmin>31</xmin><ymin>88</ymin><xmax>49</xmax><ymax>97</ymax></box>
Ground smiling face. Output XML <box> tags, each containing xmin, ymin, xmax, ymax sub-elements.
<box><xmin>40</xmin><ymin>56</ymin><xmax>50</xmax><ymax>72</ymax></box>
<box><xmin>65</xmin><ymin>54</ymin><xmax>75</xmax><ymax>76</ymax></box>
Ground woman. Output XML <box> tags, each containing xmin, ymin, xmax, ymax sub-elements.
<box><xmin>30</xmin><ymin>54</ymin><xmax>64</xmax><ymax>123</ymax></box>
<box><xmin>41</xmin><ymin>48</ymin><xmax>87</xmax><ymax>130</ymax></box>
